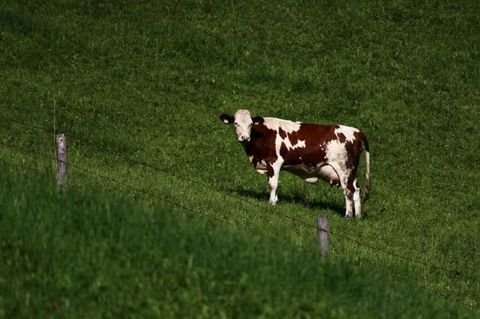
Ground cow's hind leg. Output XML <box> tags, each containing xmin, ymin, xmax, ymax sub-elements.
<box><xmin>329</xmin><ymin>164</ymin><xmax>354</xmax><ymax>218</ymax></box>
<box><xmin>344</xmin><ymin>176</ymin><xmax>362</xmax><ymax>218</ymax></box>
<box><xmin>353</xmin><ymin>179</ymin><xmax>361</xmax><ymax>218</ymax></box>
<box><xmin>344</xmin><ymin>189</ymin><xmax>354</xmax><ymax>218</ymax></box>
<box><xmin>339</xmin><ymin>177</ymin><xmax>354</xmax><ymax>218</ymax></box>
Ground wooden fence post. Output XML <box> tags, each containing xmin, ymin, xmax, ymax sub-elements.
<box><xmin>56</xmin><ymin>134</ymin><xmax>67</xmax><ymax>191</ymax></box>
<box><xmin>317</xmin><ymin>214</ymin><xmax>329</xmax><ymax>258</ymax></box>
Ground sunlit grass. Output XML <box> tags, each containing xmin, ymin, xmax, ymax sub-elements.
<box><xmin>0</xmin><ymin>0</ymin><xmax>479</xmax><ymax>316</ymax></box>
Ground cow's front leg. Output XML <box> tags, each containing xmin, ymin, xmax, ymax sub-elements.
<box><xmin>267</xmin><ymin>160</ymin><xmax>283</xmax><ymax>205</ymax></box>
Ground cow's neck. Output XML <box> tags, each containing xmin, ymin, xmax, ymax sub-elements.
<box><xmin>241</xmin><ymin>140</ymin><xmax>253</xmax><ymax>155</ymax></box>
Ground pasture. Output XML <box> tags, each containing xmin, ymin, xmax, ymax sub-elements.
<box><xmin>0</xmin><ymin>0</ymin><xmax>479</xmax><ymax>317</ymax></box>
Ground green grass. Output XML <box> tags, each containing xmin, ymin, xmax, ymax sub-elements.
<box><xmin>0</xmin><ymin>0</ymin><xmax>479</xmax><ymax>316</ymax></box>
<box><xmin>0</xmin><ymin>163</ymin><xmax>475</xmax><ymax>318</ymax></box>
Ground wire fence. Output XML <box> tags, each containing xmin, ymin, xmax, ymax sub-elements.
<box><xmin>0</xmin><ymin>122</ymin><xmax>297</xmax><ymax>252</ymax></box>
<box><xmin>0</xmin><ymin>113</ymin><xmax>476</xmax><ymax>280</ymax></box>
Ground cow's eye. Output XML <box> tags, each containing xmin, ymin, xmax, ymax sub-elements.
<box><xmin>234</xmin><ymin>122</ymin><xmax>239</xmax><ymax>127</ymax></box>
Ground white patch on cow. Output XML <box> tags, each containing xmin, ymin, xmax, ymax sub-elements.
<box><xmin>318</xmin><ymin>165</ymin><xmax>339</xmax><ymax>183</ymax></box>
<box><xmin>325</xmin><ymin>140</ymin><xmax>347</xmax><ymax>165</ymax></box>
<box><xmin>335</xmin><ymin>125</ymin><xmax>358</xmax><ymax>143</ymax></box>
<box><xmin>268</xmin><ymin>158</ymin><xmax>283</xmax><ymax>205</ymax></box>
<box><xmin>283</xmin><ymin>137</ymin><xmax>306</xmax><ymax>151</ymax></box>
<box><xmin>235</xmin><ymin>109</ymin><xmax>251</xmax><ymax>118</ymax></box>
<box><xmin>305</xmin><ymin>177</ymin><xmax>319</xmax><ymax>183</ymax></box>
<box><xmin>233</xmin><ymin>109</ymin><xmax>254</xmax><ymax>142</ymax></box>
<box><xmin>263</xmin><ymin>117</ymin><xmax>302</xmax><ymax>133</ymax></box>
<box><xmin>353</xmin><ymin>180</ymin><xmax>361</xmax><ymax>218</ymax></box>
<box><xmin>284</xmin><ymin>163</ymin><xmax>340</xmax><ymax>185</ymax></box>
<box><xmin>248</xmin><ymin>155</ymin><xmax>268</xmax><ymax>174</ymax></box>
<box><xmin>255</xmin><ymin>160</ymin><xmax>268</xmax><ymax>174</ymax></box>
<box><xmin>325</xmin><ymin>140</ymin><xmax>351</xmax><ymax>188</ymax></box>
<box><xmin>266</xmin><ymin>117</ymin><xmax>305</xmax><ymax>157</ymax></box>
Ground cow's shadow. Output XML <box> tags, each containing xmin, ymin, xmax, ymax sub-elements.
<box><xmin>228</xmin><ymin>187</ymin><xmax>346</xmax><ymax>216</ymax></box>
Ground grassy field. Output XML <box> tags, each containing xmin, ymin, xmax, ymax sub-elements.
<box><xmin>1</xmin><ymin>0</ymin><xmax>479</xmax><ymax>317</ymax></box>
<box><xmin>1</xmin><ymin>163</ymin><xmax>475</xmax><ymax>318</ymax></box>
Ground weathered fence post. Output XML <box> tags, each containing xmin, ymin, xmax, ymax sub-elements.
<box><xmin>317</xmin><ymin>214</ymin><xmax>329</xmax><ymax>258</ymax></box>
<box><xmin>56</xmin><ymin>134</ymin><xmax>67</xmax><ymax>191</ymax></box>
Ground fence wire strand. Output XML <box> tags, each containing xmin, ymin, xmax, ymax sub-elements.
<box><xmin>0</xmin><ymin>113</ymin><xmax>475</xmax><ymax>278</ymax></box>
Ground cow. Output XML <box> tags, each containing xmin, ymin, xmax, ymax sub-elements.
<box><xmin>219</xmin><ymin>109</ymin><xmax>370</xmax><ymax>218</ymax></box>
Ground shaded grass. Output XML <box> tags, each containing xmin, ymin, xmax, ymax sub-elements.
<box><xmin>0</xmin><ymin>163</ymin><xmax>476</xmax><ymax>318</ymax></box>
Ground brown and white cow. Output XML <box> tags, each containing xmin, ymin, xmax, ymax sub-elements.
<box><xmin>219</xmin><ymin>109</ymin><xmax>370</xmax><ymax>218</ymax></box>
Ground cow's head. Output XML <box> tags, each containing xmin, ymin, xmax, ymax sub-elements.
<box><xmin>219</xmin><ymin>109</ymin><xmax>263</xmax><ymax>143</ymax></box>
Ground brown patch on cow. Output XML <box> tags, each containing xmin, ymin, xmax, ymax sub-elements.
<box><xmin>344</xmin><ymin>132</ymin><xmax>364</xmax><ymax>170</ymax></box>
<box><xmin>279</xmin><ymin>123</ymin><xmax>337</xmax><ymax>166</ymax></box>
<box><xmin>345</xmin><ymin>173</ymin><xmax>357</xmax><ymax>195</ymax></box>
<box><xmin>278</xmin><ymin>128</ymin><xmax>287</xmax><ymax>139</ymax></box>
<box><xmin>241</xmin><ymin>119</ymin><xmax>360</xmax><ymax>182</ymax></box>
<box><xmin>280</xmin><ymin>143</ymin><xmax>304</xmax><ymax>165</ymax></box>
<box><xmin>286</xmin><ymin>130</ymin><xmax>299</xmax><ymax>146</ymax></box>
<box><xmin>297</xmin><ymin>124</ymin><xmax>337</xmax><ymax>148</ymax></box>
<box><xmin>279</xmin><ymin>143</ymin><xmax>289</xmax><ymax>158</ymax></box>
<box><xmin>219</xmin><ymin>113</ymin><xmax>235</xmax><ymax>124</ymax></box>
<box><xmin>266</xmin><ymin>164</ymin><xmax>274</xmax><ymax>177</ymax></box>
<box><xmin>252</xmin><ymin>116</ymin><xmax>264</xmax><ymax>125</ymax></box>
<box><xmin>242</xmin><ymin>122</ymin><xmax>278</xmax><ymax>171</ymax></box>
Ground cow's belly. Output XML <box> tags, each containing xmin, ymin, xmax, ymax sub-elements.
<box><xmin>284</xmin><ymin>164</ymin><xmax>340</xmax><ymax>186</ymax></box>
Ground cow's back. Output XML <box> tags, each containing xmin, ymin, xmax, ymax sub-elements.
<box><xmin>276</xmin><ymin>122</ymin><xmax>337</xmax><ymax>165</ymax></box>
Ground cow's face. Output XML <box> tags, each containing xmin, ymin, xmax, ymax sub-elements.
<box><xmin>233</xmin><ymin>109</ymin><xmax>253</xmax><ymax>142</ymax></box>
<box><xmin>219</xmin><ymin>109</ymin><xmax>263</xmax><ymax>143</ymax></box>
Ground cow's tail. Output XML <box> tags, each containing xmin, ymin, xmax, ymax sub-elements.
<box><xmin>362</xmin><ymin>133</ymin><xmax>371</xmax><ymax>202</ymax></box>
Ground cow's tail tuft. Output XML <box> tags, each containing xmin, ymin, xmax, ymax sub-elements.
<box><xmin>362</xmin><ymin>133</ymin><xmax>370</xmax><ymax>202</ymax></box>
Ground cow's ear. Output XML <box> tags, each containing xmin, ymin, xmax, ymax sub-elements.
<box><xmin>219</xmin><ymin>113</ymin><xmax>234</xmax><ymax>124</ymax></box>
<box><xmin>252</xmin><ymin>116</ymin><xmax>264</xmax><ymax>125</ymax></box>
